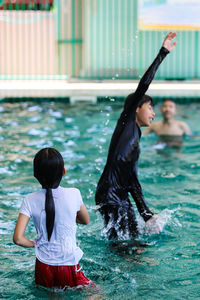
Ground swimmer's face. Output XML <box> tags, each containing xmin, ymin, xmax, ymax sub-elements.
<box><xmin>161</xmin><ymin>100</ymin><xmax>177</xmax><ymax>120</ymax></box>
<box><xmin>136</xmin><ymin>101</ymin><xmax>155</xmax><ymax>127</ymax></box>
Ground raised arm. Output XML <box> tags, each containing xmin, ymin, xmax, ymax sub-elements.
<box><xmin>124</xmin><ymin>32</ymin><xmax>177</xmax><ymax>111</ymax></box>
<box><xmin>162</xmin><ymin>32</ymin><xmax>177</xmax><ymax>52</ymax></box>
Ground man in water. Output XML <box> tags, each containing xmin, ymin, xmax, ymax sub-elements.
<box><xmin>143</xmin><ymin>99</ymin><xmax>191</xmax><ymax>148</ymax></box>
<box><xmin>95</xmin><ymin>32</ymin><xmax>177</xmax><ymax>240</ymax></box>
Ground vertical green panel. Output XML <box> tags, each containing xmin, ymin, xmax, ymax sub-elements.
<box><xmin>94</xmin><ymin>0</ymin><xmax>98</xmax><ymax>77</ymax></box>
<box><xmin>78</xmin><ymin>0</ymin><xmax>82</xmax><ymax>75</ymax></box>
<box><xmin>116</xmin><ymin>0</ymin><xmax>120</xmax><ymax>76</ymax></box>
<box><xmin>195</xmin><ymin>31</ymin><xmax>199</xmax><ymax>78</ymax></box>
<box><xmin>55</xmin><ymin>0</ymin><xmax>61</xmax><ymax>75</ymax></box>
<box><xmin>16</xmin><ymin>0</ymin><xmax>19</xmax><ymax>76</ymax></box>
<box><xmin>100</xmin><ymin>0</ymin><xmax>104</xmax><ymax>78</ymax></box>
<box><xmin>84</xmin><ymin>0</ymin><xmax>89</xmax><ymax>77</ymax></box>
<box><xmin>35</xmin><ymin>0</ymin><xmax>39</xmax><ymax>76</ymax></box>
<box><xmin>72</xmin><ymin>0</ymin><xmax>76</xmax><ymax>77</ymax></box>
<box><xmin>88</xmin><ymin>0</ymin><xmax>93</xmax><ymax>76</ymax></box>
<box><xmin>95</xmin><ymin>0</ymin><xmax>99</xmax><ymax>77</ymax></box>
<box><xmin>91</xmin><ymin>0</ymin><xmax>94</xmax><ymax>76</ymax></box>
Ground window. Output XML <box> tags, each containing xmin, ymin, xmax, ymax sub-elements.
<box><xmin>0</xmin><ymin>0</ymin><xmax>54</xmax><ymax>11</ymax></box>
<box><xmin>139</xmin><ymin>0</ymin><xmax>200</xmax><ymax>30</ymax></box>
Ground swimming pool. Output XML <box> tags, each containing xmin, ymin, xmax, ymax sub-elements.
<box><xmin>0</xmin><ymin>100</ymin><xmax>199</xmax><ymax>299</ymax></box>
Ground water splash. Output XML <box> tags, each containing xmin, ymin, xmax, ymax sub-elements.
<box><xmin>102</xmin><ymin>211</ymin><xmax>132</xmax><ymax>241</ymax></box>
<box><xmin>137</xmin><ymin>208</ymin><xmax>181</xmax><ymax>237</ymax></box>
<box><xmin>151</xmin><ymin>142</ymin><xmax>166</xmax><ymax>150</ymax></box>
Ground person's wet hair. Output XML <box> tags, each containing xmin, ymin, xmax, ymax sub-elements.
<box><xmin>137</xmin><ymin>94</ymin><xmax>153</xmax><ymax>108</ymax></box>
<box><xmin>33</xmin><ymin>148</ymin><xmax>64</xmax><ymax>241</ymax></box>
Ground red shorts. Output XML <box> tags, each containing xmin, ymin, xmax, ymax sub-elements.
<box><xmin>35</xmin><ymin>258</ymin><xmax>92</xmax><ymax>289</ymax></box>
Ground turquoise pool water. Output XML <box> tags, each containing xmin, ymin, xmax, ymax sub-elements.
<box><xmin>0</xmin><ymin>100</ymin><xmax>199</xmax><ymax>299</ymax></box>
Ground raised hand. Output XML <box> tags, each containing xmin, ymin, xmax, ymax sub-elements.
<box><xmin>162</xmin><ymin>32</ymin><xmax>177</xmax><ymax>52</ymax></box>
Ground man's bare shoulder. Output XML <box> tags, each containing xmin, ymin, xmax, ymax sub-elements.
<box><xmin>177</xmin><ymin>120</ymin><xmax>187</xmax><ymax>126</ymax></box>
<box><xmin>177</xmin><ymin>120</ymin><xmax>192</xmax><ymax>135</ymax></box>
<box><xmin>177</xmin><ymin>120</ymin><xmax>189</xmax><ymax>129</ymax></box>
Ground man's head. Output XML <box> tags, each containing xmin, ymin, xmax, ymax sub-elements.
<box><xmin>136</xmin><ymin>95</ymin><xmax>155</xmax><ymax>127</ymax></box>
<box><xmin>161</xmin><ymin>99</ymin><xmax>177</xmax><ymax>121</ymax></box>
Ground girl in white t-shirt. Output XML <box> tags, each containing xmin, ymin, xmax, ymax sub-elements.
<box><xmin>13</xmin><ymin>147</ymin><xmax>93</xmax><ymax>289</ymax></box>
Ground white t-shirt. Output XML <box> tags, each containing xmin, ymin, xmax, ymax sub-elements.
<box><xmin>20</xmin><ymin>186</ymin><xmax>83</xmax><ymax>266</ymax></box>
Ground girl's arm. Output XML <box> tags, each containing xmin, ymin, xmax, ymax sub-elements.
<box><xmin>130</xmin><ymin>174</ymin><xmax>154</xmax><ymax>222</ymax></box>
<box><xmin>124</xmin><ymin>32</ymin><xmax>177</xmax><ymax>112</ymax></box>
<box><xmin>13</xmin><ymin>213</ymin><xmax>34</xmax><ymax>248</ymax></box>
<box><xmin>76</xmin><ymin>204</ymin><xmax>89</xmax><ymax>225</ymax></box>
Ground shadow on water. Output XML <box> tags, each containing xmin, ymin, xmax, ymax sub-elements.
<box><xmin>106</xmin><ymin>239</ymin><xmax>152</xmax><ymax>265</ymax></box>
<box><xmin>150</xmin><ymin>135</ymin><xmax>196</xmax><ymax>160</ymax></box>
<box><xmin>34</xmin><ymin>283</ymin><xmax>104</xmax><ymax>300</ymax></box>
<box><xmin>157</xmin><ymin>135</ymin><xmax>183</xmax><ymax>150</ymax></box>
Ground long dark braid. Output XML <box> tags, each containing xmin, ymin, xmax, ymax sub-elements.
<box><xmin>33</xmin><ymin>148</ymin><xmax>64</xmax><ymax>241</ymax></box>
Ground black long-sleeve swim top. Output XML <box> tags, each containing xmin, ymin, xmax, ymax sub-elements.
<box><xmin>95</xmin><ymin>47</ymin><xmax>169</xmax><ymax>222</ymax></box>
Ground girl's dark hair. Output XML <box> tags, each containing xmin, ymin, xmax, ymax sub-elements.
<box><xmin>137</xmin><ymin>94</ymin><xmax>153</xmax><ymax>108</ymax></box>
<box><xmin>33</xmin><ymin>148</ymin><xmax>64</xmax><ymax>241</ymax></box>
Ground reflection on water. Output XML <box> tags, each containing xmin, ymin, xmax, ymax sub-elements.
<box><xmin>0</xmin><ymin>101</ymin><xmax>200</xmax><ymax>299</ymax></box>
<box><xmin>158</xmin><ymin>135</ymin><xmax>183</xmax><ymax>149</ymax></box>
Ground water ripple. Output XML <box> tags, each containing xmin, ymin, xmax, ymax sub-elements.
<box><xmin>0</xmin><ymin>101</ymin><xmax>200</xmax><ymax>299</ymax></box>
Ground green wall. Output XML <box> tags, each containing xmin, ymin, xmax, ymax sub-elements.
<box><xmin>81</xmin><ymin>0</ymin><xmax>200</xmax><ymax>80</ymax></box>
<box><xmin>82</xmin><ymin>0</ymin><xmax>138</xmax><ymax>79</ymax></box>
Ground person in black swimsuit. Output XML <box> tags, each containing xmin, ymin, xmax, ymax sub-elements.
<box><xmin>95</xmin><ymin>32</ymin><xmax>177</xmax><ymax>240</ymax></box>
